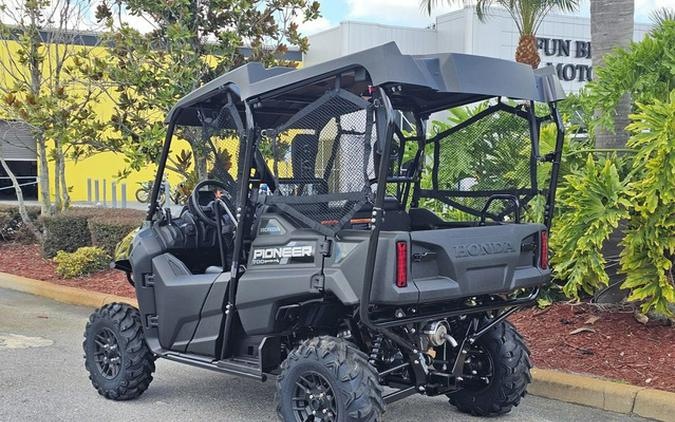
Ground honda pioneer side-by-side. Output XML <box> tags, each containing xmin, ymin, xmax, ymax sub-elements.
<box><xmin>83</xmin><ymin>42</ymin><xmax>566</xmax><ymax>421</ymax></box>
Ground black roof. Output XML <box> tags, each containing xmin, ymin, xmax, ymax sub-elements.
<box><xmin>166</xmin><ymin>62</ymin><xmax>293</xmax><ymax>125</ymax></box>
<box><xmin>169</xmin><ymin>42</ymin><xmax>565</xmax><ymax>126</ymax></box>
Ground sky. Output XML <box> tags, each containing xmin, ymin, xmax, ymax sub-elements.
<box><xmin>299</xmin><ymin>0</ymin><xmax>672</xmax><ymax>35</ymax></box>
<box><xmin>0</xmin><ymin>0</ymin><xmax>669</xmax><ymax>36</ymax></box>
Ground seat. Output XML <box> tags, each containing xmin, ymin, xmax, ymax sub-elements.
<box><xmin>351</xmin><ymin>197</ymin><xmax>410</xmax><ymax>231</ymax></box>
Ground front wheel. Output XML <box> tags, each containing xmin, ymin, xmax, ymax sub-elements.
<box><xmin>276</xmin><ymin>336</ymin><xmax>384</xmax><ymax>422</ymax></box>
<box><xmin>448</xmin><ymin>320</ymin><xmax>531</xmax><ymax>416</ymax></box>
<box><xmin>83</xmin><ymin>303</ymin><xmax>155</xmax><ymax>400</ymax></box>
<box><xmin>135</xmin><ymin>189</ymin><xmax>149</xmax><ymax>203</ymax></box>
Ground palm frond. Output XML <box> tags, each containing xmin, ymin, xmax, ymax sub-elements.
<box><xmin>419</xmin><ymin>0</ymin><xmax>463</xmax><ymax>15</ymax></box>
<box><xmin>650</xmin><ymin>7</ymin><xmax>675</xmax><ymax>28</ymax></box>
<box><xmin>424</xmin><ymin>0</ymin><xmax>578</xmax><ymax>36</ymax></box>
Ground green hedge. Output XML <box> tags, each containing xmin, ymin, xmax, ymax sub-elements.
<box><xmin>42</xmin><ymin>214</ymin><xmax>91</xmax><ymax>258</ymax></box>
<box><xmin>89</xmin><ymin>216</ymin><xmax>141</xmax><ymax>256</ymax></box>
<box><xmin>40</xmin><ymin>208</ymin><xmax>144</xmax><ymax>258</ymax></box>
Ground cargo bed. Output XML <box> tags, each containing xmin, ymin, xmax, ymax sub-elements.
<box><xmin>324</xmin><ymin>223</ymin><xmax>549</xmax><ymax>306</ymax></box>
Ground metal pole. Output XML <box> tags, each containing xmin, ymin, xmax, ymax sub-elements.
<box><xmin>164</xmin><ymin>179</ymin><xmax>172</xmax><ymax>207</ymax></box>
<box><xmin>103</xmin><ymin>178</ymin><xmax>107</xmax><ymax>208</ymax></box>
<box><xmin>87</xmin><ymin>178</ymin><xmax>92</xmax><ymax>203</ymax></box>
<box><xmin>148</xmin><ymin>111</ymin><xmax>180</xmax><ymax>221</ymax></box>
<box><xmin>112</xmin><ymin>182</ymin><xmax>117</xmax><ymax>208</ymax></box>
<box><xmin>121</xmin><ymin>184</ymin><xmax>127</xmax><ymax>209</ymax></box>
<box><xmin>94</xmin><ymin>179</ymin><xmax>100</xmax><ymax>204</ymax></box>
<box><xmin>220</xmin><ymin>101</ymin><xmax>255</xmax><ymax>360</ymax></box>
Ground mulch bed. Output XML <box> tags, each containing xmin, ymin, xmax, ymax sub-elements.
<box><xmin>511</xmin><ymin>303</ymin><xmax>675</xmax><ymax>393</ymax></box>
<box><xmin>1</xmin><ymin>242</ymin><xmax>673</xmax><ymax>392</ymax></box>
<box><xmin>0</xmin><ymin>243</ymin><xmax>135</xmax><ymax>298</ymax></box>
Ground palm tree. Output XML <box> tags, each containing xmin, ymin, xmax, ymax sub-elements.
<box><xmin>422</xmin><ymin>0</ymin><xmax>579</xmax><ymax>69</ymax></box>
<box><xmin>590</xmin><ymin>0</ymin><xmax>634</xmax><ymax>149</ymax></box>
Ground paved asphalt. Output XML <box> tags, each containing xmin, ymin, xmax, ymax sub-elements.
<box><xmin>0</xmin><ymin>288</ymin><xmax>652</xmax><ymax>422</ymax></box>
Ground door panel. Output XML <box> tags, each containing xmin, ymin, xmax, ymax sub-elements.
<box><xmin>151</xmin><ymin>253</ymin><xmax>219</xmax><ymax>352</ymax></box>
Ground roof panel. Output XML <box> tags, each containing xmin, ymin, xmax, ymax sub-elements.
<box><xmin>169</xmin><ymin>42</ymin><xmax>566</xmax><ymax>126</ymax></box>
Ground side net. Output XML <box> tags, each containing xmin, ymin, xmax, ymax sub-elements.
<box><xmin>202</xmin><ymin>103</ymin><xmax>246</xmax><ymax>206</ymax></box>
<box><xmin>417</xmin><ymin>104</ymin><xmax>537</xmax><ymax>222</ymax></box>
<box><xmin>262</xmin><ymin>89</ymin><xmax>377</xmax><ymax>235</ymax></box>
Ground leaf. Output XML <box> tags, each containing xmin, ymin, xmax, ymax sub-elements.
<box><xmin>634</xmin><ymin>312</ymin><xmax>649</xmax><ymax>325</ymax></box>
<box><xmin>584</xmin><ymin>316</ymin><xmax>601</xmax><ymax>325</ymax></box>
<box><xmin>569</xmin><ymin>327</ymin><xmax>596</xmax><ymax>335</ymax></box>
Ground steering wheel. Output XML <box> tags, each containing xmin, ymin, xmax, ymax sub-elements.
<box><xmin>189</xmin><ymin>179</ymin><xmax>237</xmax><ymax>226</ymax></box>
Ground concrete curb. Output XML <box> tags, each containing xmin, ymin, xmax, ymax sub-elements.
<box><xmin>529</xmin><ymin>369</ymin><xmax>674</xmax><ymax>421</ymax></box>
<box><xmin>0</xmin><ymin>271</ymin><xmax>137</xmax><ymax>308</ymax></box>
<box><xmin>1</xmin><ymin>272</ymin><xmax>673</xmax><ymax>420</ymax></box>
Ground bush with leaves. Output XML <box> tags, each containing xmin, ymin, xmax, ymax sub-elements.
<box><xmin>553</xmin><ymin>91</ymin><xmax>675</xmax><ymax>315</ymax></box>
<box><xmin>551</xmin><ymin>155</ymin><xmax>629</xmax><ymax>298</ymax></box>
<box><xmin>41</xmin><ymin>214</ymin><xmax>92</xmax><ymax>258</ymax></box>
<box><xmin>619</xmin><ymin>92</ymin><xmax>675</xmax><ymax>315</ymax></box>
<box><xmin>41</xmin><ymin>208</ymin><xmax>145</xmax><ymax>257</ymax></box>
<box><xmin>571</xmin><ymin>19</ymin><xmax>675</xmax><ymax>138</ymax></box>
<box><xmin>54</xmin><ymin>246</ymin><xmax>110</xmax><ymax>278</ymax></box>
<box><xmin>0</xmin><ymin>205</ymin><xmax>41</xmax><ymax>243</ymax></box>
<box><xmin>89</xmin><ymin>217</ymin><xmax>142</xmax><ymax>256</ymax></box>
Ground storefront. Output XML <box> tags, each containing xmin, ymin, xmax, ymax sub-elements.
<box><xmin>0</xmin><ymin>121</ymin><xmax>38</xmax><ymax>200</ymax></box>
<box><xmin>304</xmin><ymin>6</ymin><xmax>652</xmax><ymax>93</ymax></box>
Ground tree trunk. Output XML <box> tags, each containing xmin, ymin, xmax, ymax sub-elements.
<box><xmin>59</xmin><ymin>154</ymin><xmax>70</xmax><ymax>208</ymax></box>
<box><xmin>0</xmin><ymin>155</ymin><xmax>42</xmax><ymax>242</ymax></box>
<box><xmin>182</xmin><ymin>127</ymin><xmax>208</xmax><ymax>180</ymax></box>
<box><xmin>36</xmin><ymin>135</ymin><xmax>52</xmax><ymax>216</ymax></box>
<box><xmin>515</xmin><ymin>34</ymin><xmax>541</xmax><ymax>69</ymax></box>
<box><xmin>54</xmin><ymin>146</ymin><xmax>62</xmax><ymax>212</ymax></box>
<box><xmin>53</xmin><ymin>138</ymin><xmax>69</xmax><ymax>210</ymax></box>
<box><xmin>591</xmin><ymin>0</ymin><xmax>635</xmax><ymax>149</ymax></box>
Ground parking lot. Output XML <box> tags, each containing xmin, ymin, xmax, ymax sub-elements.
<box><xmin>0</xmin><ymin>288</ymin><xmax>651</xmax><ymax>422</ymax></box>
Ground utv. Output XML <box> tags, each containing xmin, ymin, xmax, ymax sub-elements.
<box><xmin>83</xmin><ymin>42</ymin><xmax>566</xmax><ymax>421</ymax></box>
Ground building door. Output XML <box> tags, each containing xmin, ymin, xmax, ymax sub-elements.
<box><xmin>0</xmin><ymin>120</ymin><xmax>38</xmax><ymax>200</ymax></box>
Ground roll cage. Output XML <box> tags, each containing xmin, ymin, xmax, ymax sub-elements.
<box><xmin>147</xmin><ymin>42</ymin><xmax>565</xmax><ymax>373</ymax></box>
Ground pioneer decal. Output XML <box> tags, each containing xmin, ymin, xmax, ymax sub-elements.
<box><xmin>251</xmin><ymin>243</ymin><xmax>314</xmax><ymax>265</ymax></box>
<box><xmin>451</xmin><ymin>241</ymin><xmax>516</xmax><ymax>258</ymax></box>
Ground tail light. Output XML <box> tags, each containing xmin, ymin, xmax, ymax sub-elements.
<box><xmin>540</xmin><ymin>231</ymin><xmax>549</xmax><ymax>269</ymax></box>
<box><xmin>396</xmin><ymin>241</ymin><xmax>408</xmax><ymax>288</ymax></box>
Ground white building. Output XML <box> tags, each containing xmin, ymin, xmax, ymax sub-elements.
<box><xmin>305</xmin><ymin>6</ymin><xmax>652</xmax><ymax>93</ymax></box>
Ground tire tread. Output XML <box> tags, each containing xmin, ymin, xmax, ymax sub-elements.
<box><xmin>83</xmin><ymin>303</ymin><xmax>155</xmax><ymax>401</ymax></box>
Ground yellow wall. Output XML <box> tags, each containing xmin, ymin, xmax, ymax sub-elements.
<box><xmin>2</xmin><ymin>37</ymin><xmax>298</xmax><ymax>203</ymax></box>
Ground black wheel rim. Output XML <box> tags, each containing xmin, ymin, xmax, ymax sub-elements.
<box><xmin>93</xmin><ymin>327</ymin><xmax>122</xmax><ymax>380</ymax></box>
<box><xmin>292</xmin><ymin>371</ymin><xmax>338</xmax><ymax>422</ymax></box>
<box><xmin>461</xmin><ymin>343</ymin><xmax>494</xmax><ymax>391</ymax></box>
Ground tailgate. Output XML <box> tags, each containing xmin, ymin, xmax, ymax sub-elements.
<box><xmin>410</xmin><ymin>224</ymin><xmax>549</xmax><ymax>303</ymax></box>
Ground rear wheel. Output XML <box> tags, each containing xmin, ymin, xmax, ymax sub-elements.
<box><xmin>276</xmin><ymin>336</ymin><xmax>384</xmax><ymax>422</ymax></box>
<box><xmin>448</xmin><ymin>320</ymin><xmax>531</xmax><ymax>416</ymax></box>
<box><xmin>83</xmin><ymin>303</ymin><xmax>155</xmax><ymax>400</ymax></box>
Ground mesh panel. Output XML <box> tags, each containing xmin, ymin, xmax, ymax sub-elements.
<box><xmin>421</xmin><ymin>108</ymin><xmax>534</xmax><ymax>220</ymax></box>
<box><xmin>201</xmin><ymin>104</ymin><xmax>245</xmax><ymax>206</ymax></box>
<box><xmin>264</xmin><ymin>90</ymin><xmax>376</xmax><ymax>233</ymax></box>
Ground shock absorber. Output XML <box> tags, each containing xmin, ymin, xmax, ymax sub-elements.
<box><xmin>369</xmin><ymin>334</ymin><xmax>383</xmax><ymax>366</ymax></box>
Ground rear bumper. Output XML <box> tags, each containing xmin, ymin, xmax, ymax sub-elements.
<box><xmin>412</xmin><ymin>267</ymin><xmax>550</xmax><ymax>304</ymax></box>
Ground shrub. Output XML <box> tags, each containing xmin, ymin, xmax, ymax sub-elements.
<box><xmin>41</xmin><ymin>208</ymin><xmax>144</xmax><ymax>258</ymax></box>
<box><xmin>551</xmin><ymin>155</ymin><xmax>629</xmax><ymax>299</ymax></box>
<box><xmin>0</xmin><ymin>205</ymin><xmax>41</xmax><ymax>243</ymax></box>
<box><xmin>54</xmin><ymin>246</ymin><xmax>110</xmax><ymax>278</ymax></box>
<box><xmin>41</xmin><ymin>214</ymin><xmax>91</xmax><ymax>258</ymax></box>
<box><xmin>553</xmin><ymin>92</ymin><xmax>675</xmax><ymax>316</ymax></box>
<box><xmin>89</xmin><ymin>217</ymin><xmax>141</xmax><ymax>256</ymax></box>
<box><xmin>619</xmin><ymin>92</ymin><xmax>675</xmax><ymax>315</ymax></box>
